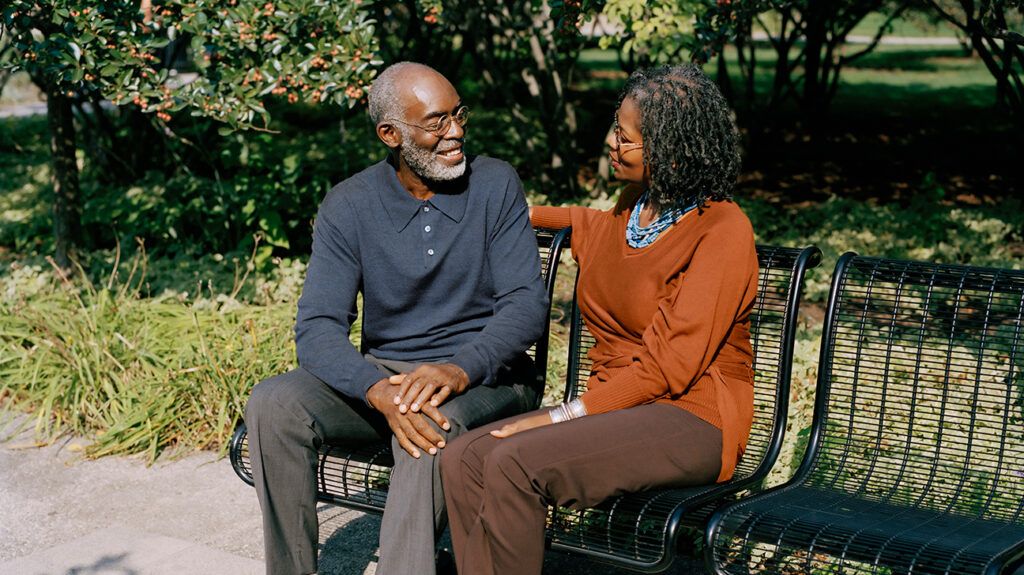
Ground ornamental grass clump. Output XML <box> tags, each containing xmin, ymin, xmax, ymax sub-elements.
<box><xmin>0</xmin><ymin>251</ymin><xmax>298</xmax><ymax>462</ymax></box>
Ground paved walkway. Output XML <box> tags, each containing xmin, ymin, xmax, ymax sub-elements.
<box><xmin>0</xmin><ymin>416</ymin><xmax>706</xmax><ymax>575</ymax></box>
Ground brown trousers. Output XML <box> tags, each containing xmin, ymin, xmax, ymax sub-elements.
<box><xmin>440</xmin><ymin>403</ymin><xmax>722</xmax><ymax>575</ymax></box>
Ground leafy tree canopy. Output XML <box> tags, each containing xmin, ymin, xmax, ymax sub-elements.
<box><xmin>2</xmin><ymin>0</ymin><xmax>381</xmax><ymax>131</ymax></box>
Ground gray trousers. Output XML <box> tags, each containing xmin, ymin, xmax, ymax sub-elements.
<box><xmin>244</xmin><ymin>356</ymin><xmax>540</xmax><ymax>575</ymax></box>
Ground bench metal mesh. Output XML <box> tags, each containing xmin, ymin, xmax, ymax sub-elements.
<box><xmin>707</xmin><ymin>254</ymin><xmax>1024</xmax><ymax>575</ymax></box>
<box><xmin>229</xmin><ymin>226</ymin><xmax>569</xmax><ymax>511</ymax></box>
<box><xmin>546</xmin><ymin>244</ymin><xmax>821</xmax><ymax>572</ymax></box>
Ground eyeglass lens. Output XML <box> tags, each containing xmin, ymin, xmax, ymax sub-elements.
<box><xmin>432</xmin><ymin>107</ymin><xmax>470</xmax><ymax>135</ymax></box>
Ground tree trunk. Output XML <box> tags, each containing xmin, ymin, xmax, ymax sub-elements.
<box><xmin>47</xmin><ymin>88</ymin><xmax>82</xmax><ymax>270</ymax></box>
<box><xmin>801</xmin><ymin>2</ymin><xmax>828</xmax><ymax>136</ymax></box>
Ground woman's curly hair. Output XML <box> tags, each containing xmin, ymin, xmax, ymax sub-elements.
<box><xmin>618</xmin><ymin>63</ymin><xmax>741</xmax><ymax>210</ymax></box>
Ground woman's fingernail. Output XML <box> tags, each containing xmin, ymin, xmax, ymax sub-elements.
<box><xmin>411</xmin><ymin>403</ymin><xmax>420</xmax><ymax>411</ymax></box>
<box><xmin>428</xmin><ymin>447</ymin><xmax>437</xmax><ymax>455</ymax></box>
<box><xmin>438</xmin><ymin>440</ymin><xmax>446</xmax><ymax>448</ymax></box>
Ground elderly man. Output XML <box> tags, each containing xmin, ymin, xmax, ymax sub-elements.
<box><xmin>243</xmin><ymin>62</ymin><xmax>548</xmax><ymax>575</ymax></box>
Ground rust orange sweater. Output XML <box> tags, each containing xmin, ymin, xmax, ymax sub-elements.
<box><xmin>532</xmin><ymin>198</ymin><xmax>758</xmax><ymax>482</ymax></box>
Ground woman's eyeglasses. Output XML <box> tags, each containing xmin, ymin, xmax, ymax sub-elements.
<box><xmin>612</xmin><ymin>118</ymin><xmax>643</xmax><ymax>154</ymax></box>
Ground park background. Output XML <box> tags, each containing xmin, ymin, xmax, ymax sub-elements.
<box><xmin>0</xmin><ymin>0</ymin><xmax>1022</xmax><ymax>494</ymax></box>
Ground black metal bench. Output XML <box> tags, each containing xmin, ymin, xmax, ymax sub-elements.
<box><xmin>706</xmin><ymin>254</ymin><xmax>1024</xmax><ymax>575</ymax></box>
<box><xmin>545</xmin><ymin>242</ymin><xmax>822</xmax><ymax>573</ymax></box>
<box><xmin>228</xmin><ymin>226</ymin><xmax>570</xmax><ymax>513</ymax></box>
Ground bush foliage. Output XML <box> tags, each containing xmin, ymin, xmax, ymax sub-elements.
<box><xmin>0</xmin><ymin>251</ymin><xmax>304</xmax><ymax>461</ymax></box>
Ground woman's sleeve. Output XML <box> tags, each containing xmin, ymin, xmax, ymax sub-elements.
<box><xmin>580</xmin><ymin>215</ymin><xmax>759</xmax><ymax>414</ymax></box>
<box><xmin>531</xmin><ymin>206</ymin><xmax>573</xmax><ymax>229</ymax></box>
<box><xmin>530</xmin><ymin>205</ymin><xmax>603</xmax><ymax>262</ymax></box>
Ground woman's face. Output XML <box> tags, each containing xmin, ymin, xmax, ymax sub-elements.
<box><xmin>606</xmin><ymin>96</ymin><xmax>646</xmax><ymax>185</ymax></box>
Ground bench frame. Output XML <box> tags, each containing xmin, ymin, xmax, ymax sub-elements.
<box><xmin>228</xmin><ymin>233</ymin><xmax>823</xmax><ymax>574</ymax></box>
<box><xmin>705</xmin><ymin>252</ymin><xmax>1024</xmax><ymax>575</ymax></box>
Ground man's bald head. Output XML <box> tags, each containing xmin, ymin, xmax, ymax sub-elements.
<box><xmin>368</xmin><ymin>62</ymin><xmax>449</xmax><ymax>125</ymax></box>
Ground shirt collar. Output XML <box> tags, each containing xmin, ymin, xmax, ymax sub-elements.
<box><xmin>376</xmin><ymin>158</ymin><xmax>470</xmax><ymax>232</ymax></box>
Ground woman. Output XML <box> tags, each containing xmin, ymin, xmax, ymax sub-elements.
<box><xmin>439</xmin><ymin>63</ymin><xmax>759</xmax><ymax>575</ymax></box>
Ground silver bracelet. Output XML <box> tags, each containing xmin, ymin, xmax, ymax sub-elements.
<box><xmin>549</xmin><ymin>399</ymin><xmax>588</xmax><ymax>424</ymax></box>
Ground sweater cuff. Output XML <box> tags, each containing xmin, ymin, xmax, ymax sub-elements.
<box><xmin>449</xmin><ymin>349</ymin><xmax>491</xmax><ymax>387</ymax></box>
<box><xmin>359</xmin><ymin>370</ymin><xmax>387</xmax><ymax>407</ymax></box>
<box><xmin>580</xmin><ymin>370</ymin><xmax>650</xmax><ymax>414</ymax></box>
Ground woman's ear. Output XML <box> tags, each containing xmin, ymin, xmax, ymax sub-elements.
<box><xmin>377</xmin><ymin>123</ymin><xmax>402</xmax><ymax>149</ymax></box>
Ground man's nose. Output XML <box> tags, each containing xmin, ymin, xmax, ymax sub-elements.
<box><xmin>444</xmin><ymin>116</ymin><xmax>465</xmax><ymax>139</ymax></box>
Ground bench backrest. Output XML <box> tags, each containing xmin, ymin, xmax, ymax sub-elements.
<box><xmin>562</xmin><ymin>242</ymin><xmax>822</xmax><ymax>485</ymax></box>
<box><xmin>532</xmin><ymin>227</ymin><xmax>571</xmax><ymax>386</ymax></box>
<box><xmin>800</xmin><ymin>254</ymin><xmax>1024</xmax><ymax>521</ymax></box>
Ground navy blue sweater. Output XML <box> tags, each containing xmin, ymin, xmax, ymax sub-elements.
<box><xmin>294</xmin><ymin>155</ymin><xmax>548</xmax><ymax>401</ymax></box>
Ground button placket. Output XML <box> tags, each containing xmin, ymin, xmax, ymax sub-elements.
<box><xmin>422</xmin><ymin>202</ymin><xmax>439</xmax><ymax>265</ymax></box>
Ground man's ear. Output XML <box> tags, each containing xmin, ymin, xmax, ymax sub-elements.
<box><xmin>377</xmin><ymin>122</ymin><xmax>402</xmax><ymax>149</ymax></box>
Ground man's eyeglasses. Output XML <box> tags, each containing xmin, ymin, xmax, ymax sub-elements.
<box><xmin>387</xmin><ymin>105</ymin><xmax>470</xmax><ymax>137</ymax></box>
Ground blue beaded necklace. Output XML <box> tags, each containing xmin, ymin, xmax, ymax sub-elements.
<box><xmin>626</xmin><ymin>191</ymin><xmax>697</xmax><ymax>248</ymax></box>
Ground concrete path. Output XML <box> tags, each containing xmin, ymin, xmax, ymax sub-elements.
<box><xmin>0</xmin><ymin>417</ymin><xmax>706</xmax><ymax>574</ymax></box>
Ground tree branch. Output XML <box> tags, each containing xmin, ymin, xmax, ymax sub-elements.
<box><xmin>840</xmin><ymin>2</ymin><xmax>912</xmax><ymax>66</ymax></box>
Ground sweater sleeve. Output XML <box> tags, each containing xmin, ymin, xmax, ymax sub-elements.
<box><xmin>530</xmin><ymin>205</ymin><xmax>604</xmax><ymax>262</ymax></box>
<box><xmin>580</xmin><ymin>214</ymin><xmax>759</xmax><ymax>414</ymax></box>
<box><xmin>449</xmin><ymin>172</ymin><xmax>549</xmax><ymax>386</ymax></box>
<box><xmin>294</xmin><ymin>190</ymin><xmax>386</xmax><ymax>402</ymax></box>
<box><xmin>530</xmin><ymin>206</ymin><xmax>572</xmax><ymax>229</ymax></box>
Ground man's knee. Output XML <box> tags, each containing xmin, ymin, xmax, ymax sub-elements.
<box><xmin>244</xmin><ymin>369</ymin><xmax>319</xmax><ymax>430</ymax></box>
<box><xmin>438</xmin><ymin>384</ymin><xmax>528</xmax><ymax>437</ymax></box>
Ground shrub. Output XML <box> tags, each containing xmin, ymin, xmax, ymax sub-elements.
<box><xmin>0</xmin><ymin>253</ymin><xmax>301</xmax><ymax>461</ymax></box>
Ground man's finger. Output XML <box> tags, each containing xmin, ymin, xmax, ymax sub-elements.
<box><xmin>397</xmin><ymin>369</ymin><xmax>428</xmax><ymax>410</ymax></box>
<box><xmin>400</xmin><ymin>374</ymin><xmax>437</xmax><ymax>412</ymax></box>
<box><xmin>393</xmin><ymin>427</ymin><xmax>421</xmax><ymax>458</ymax></box>
<box><xmin>429</xmin><ymin>385</ymin><xmax>453</xmax><ymax>407</ymax></box>
<box><xmin>421</xmin><ymin>403</ymin><xmax>450</xmax><ymax>432</ymax></box>
<box><xmin>389</xmin><ymin>374</ymin><xmax>405</xmax><ymax>385</ymax></box>
<box><xmin>410</xmin><ymin>384</ymin><xmax>437</xmax><ymax>413</ymax></box>
<box><xmin>406</xmin><ymin>413</ymin><xmax>445</xmax><ymax>451</ymax></box>
<box><xmin>402</xmin><ymin>414</ymin><xmax>442</xmax><ymax>454</ymax></box>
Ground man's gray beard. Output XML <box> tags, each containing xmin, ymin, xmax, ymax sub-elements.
<box><xmin>398</xmin><ymin>126</ymin><xmax>467</xmax><ymax>181</ymax></box>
